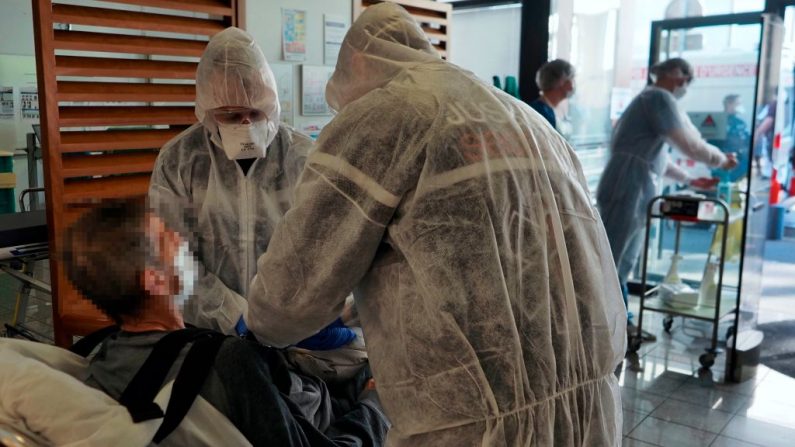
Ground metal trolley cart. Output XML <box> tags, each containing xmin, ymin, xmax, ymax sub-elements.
<box><xmin>627</xmin><ymin>195</ymin><xmax>740</xmax><ymax>369</ymax></box>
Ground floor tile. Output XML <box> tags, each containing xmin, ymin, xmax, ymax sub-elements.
<box><xmin>650</xmin><ymin>399</ymin><xmax>733</xmax><ymax>433</ymax></box>
<box><xmin>626</xmin><ymin>354</ymin><xmax>698</xmax><ymax>378</ymax></box>
<box><xmin>623</xmin><ymin>409</ymin><xmax>649</xmax><ymax>436</ymax></box>
<box><xmin>621</xmin><ymin>387</ymin><xmax>667</xmax><ymax>414</ymax></box>
<box><xmin>709</xmin><ymin>435</ymin><xmax>764</xmax><ymax>446</ymax></box>
<box><xmin>750</xmin><ymin>372</ymin><xmax>795</xmax><ymax>408</ymax></box>
<box><xmin>629</xmin><ymin>417</ymin><xmax>717</xmax><ymax>447</ymax></box>
<box><xmin>623</xmin><ymin>437</ymin><xmax>660</xmax><ymax>447</ymax></box>
<box><xmin>621</xmin><ymin>371</ymin><xmax>687</xmax><ymax>396</ymax></box>
<box><xmin>22</xmin><ymin>319</ymin><xmax>53</xmax><ymax>341</ymax></box>
<box><xmin>669</xmin><ymin>382</ymin><xmax>749</xmax><ymax>413</ymax></box>
<box><xmin>720</xmin><ymin>415</ymin><xmax>795</xmax><ymax>447</ymax></box>
<box><xmin>734</xmin><ymin>396</ymin><xmax>795</xmax><ymax>429</ymax></box>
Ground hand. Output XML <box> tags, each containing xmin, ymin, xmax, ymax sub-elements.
<box><xmin>690</xmin><ymin>177</ymin><xmax>719</xmax><ymax>190</ymax></box>
<box><xmin>721</xmin><ymin>153</ymin><xmax>739</xmax><ymax>170</ymax></box>
<box><xmin>295</xmin><ymin>318</ymin><xmax>357</xmax><ymax>350</ymax></box>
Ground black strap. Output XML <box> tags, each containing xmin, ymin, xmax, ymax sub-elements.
<box><xmin>69</xmin><ymin>325</ymin><xmax>120</xmax><ymax>358</ymax></box>
<box><xmin>119</xmin><ymin>328</ymin><xmax>217</xmax><ymax>423</ymax></box>
<box><xmin>152</xmin><ymin>334</ymin><xmax>227</xmax><ymax>443</ymax></box>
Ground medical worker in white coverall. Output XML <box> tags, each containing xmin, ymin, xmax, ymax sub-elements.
<box><xmin>247</xmin><ymin>3</ymin><xmax>627</xmax><ymax>446</ymax></box>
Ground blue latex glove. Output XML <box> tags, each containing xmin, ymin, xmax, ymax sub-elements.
<box><xmin>296</xmin><ymin>318</ymin><xmax>356</xmax><ymax>351</ymax></box>
<box><xmin>235</xmin><ymin>316</ymin><xmax>249</xmax><ymax>337</ymax></box>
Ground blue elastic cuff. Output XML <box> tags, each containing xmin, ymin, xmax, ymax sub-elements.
<box><xmin>296</xmin><ymin>321</ymin><xmax>356</xmax><ymax>351</ymax></box>
<box><xmin>235</xmin><ymin>316</ymin><xmax>249</xmax><ymax>337</ymax></box>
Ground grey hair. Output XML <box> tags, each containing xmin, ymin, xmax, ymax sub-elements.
<box><xmin>535</xmin><ymin>59</ymin><xmax>575</xmax><ymax>92</ymax></box>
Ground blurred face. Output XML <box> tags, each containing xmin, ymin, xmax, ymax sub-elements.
<box><xmin>211</xmin><ymin>106</ymin><xmax>267</xmax><ymax>125</ymax></box>
<box><xmin>725</xmin><ymin>99</ymin><xmax>740</xmax><ymax>114</ymax></box>
<box><xmin>562</xmin><ymin>77</ymin><xmax>575</xmax><ymax>99</ymax></box>
<box><xmin>657</xmin><ymin>68</ymin><xmax>690</xmax><ymax>95</ymax></box>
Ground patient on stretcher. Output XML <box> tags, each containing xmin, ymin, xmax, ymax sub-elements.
<box><xmin>61</xmin><ymin>198</ymin><xmax>389</xmax><ymax>446</ymax></box>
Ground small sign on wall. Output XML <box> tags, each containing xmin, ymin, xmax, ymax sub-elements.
<box><xmin>270</xmin><ymin>63</ymin><xmax>295</xmax><ymax>127</ymax></box>
<box><xmin>20</xmin><ymin>87</ymin><xmax>39</xmax><ymax>121</ymax></box>
<box><xmin>324</xmin><ymin>14</ymin><xmax>348</xmax><ymax>66</ymax></box>
<box><xmin>301</xmin><ymin>65</ymin><xmax>335</xmax><ymax>116</ymax></box>
<box><xmin>0</xmin><ymin>87</ymin><xmax>13</xmax><ymax>120</ymax></box>
<box><xmin>282</xmin><ymin>9</ymin><xmax>307</xmax><ymax>62</ymax></box>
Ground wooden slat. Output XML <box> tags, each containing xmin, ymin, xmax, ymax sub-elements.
<box><xmin>60</xmin><ymin>128</ymin><xmax>184</xmax><ymax>152</ymax></box>
<box><xmin>59</xmin><ymin>106</ymin><xmax>195</xmax><ymax>127</ymax></box>
<box><xmin>56</xmin><ymin>56</ymin><xmax>197</xmax><ymax>79</ymax></box>
<box><xmin>360</xmin><ymin>3</ymin><xmax>449</xmax><ymax>26</ymax></box>
<box><xmin>58</xmin><ymin>81</ymin><xmax>195</xmax><ymax>102</ymax></box>
<box><xmin>59</xmin><ymin>286</ymin><xmax>112</xmax><ymax>336</ymax></box>
<box><xmin>362</xmin><ymin>0</ymin><xmax>451</xmax><ymax>14</ymax></box>
<box><xmin>52</xmin><ymin>4</ymin><xmax>225</xmax><ymax>36</ymax></box>
<box><xmin>62</xmin><ymin>151</ymin><xmax>159</xmax><ymax>178</ymax></box>
<box><xmin>63</xmin><ymin>173</ymin><xmax>151</xmax><ymax>204</ymax></box>
<box><xmin>107</xmin><ymin>0</ymin><xmax>233</xmax><ymax>16</ymax></box>
<box><xmin>54</xmin><ymin>30</ymin><xmax>206</xmax><ymax>57</ymax></box>
<box><xmin>422</xmin><ymin>26</ymin><xmax>448</xmax><ymax>42</ymax></box>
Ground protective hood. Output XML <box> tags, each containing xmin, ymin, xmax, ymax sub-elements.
<box><xmin>325</xmin><ymin>2</ymin><xmax>440</xmax><ymax>112</ymax></box>
<box><xmin>195</xmin><ymin>27</ymin><xmax>280</xmax><ymax>137</ymax></box>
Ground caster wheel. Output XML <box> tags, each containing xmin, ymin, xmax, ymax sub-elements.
<box><xmin>699</xmin><ymin>353</ymin><xmax>715</xmax><ymax>368</ymax></box>
<box><xmin>663</xmin><ymin>317</ymin><xmax>674</xmax><ymax>333</ymax></box>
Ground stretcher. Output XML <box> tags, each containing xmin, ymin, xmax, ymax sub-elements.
<box><xmin>0</xmin><ymin>338</ymin><xmax>249</xmax><ymax>447</ymax></box>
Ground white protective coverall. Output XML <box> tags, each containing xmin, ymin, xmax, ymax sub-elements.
<box><xmin>596</xmin><ymin>86</ymin><xmax>728</xmax><ymax>287</ymax></box>
<box><xmin>149</xmin><ymin>27</ymin><xmax>311</xmax><ymax>334</ymax></box>
<box><xmin>247</xmin><ymin>4</ymin><xmax>626</xmax><ymax>445</ymax></box>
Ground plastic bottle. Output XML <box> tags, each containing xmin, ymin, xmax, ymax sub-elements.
<box><xmin>698</xmin><ymin>260</ymin><xmax>719</xmax><ymax>307</ymax></box>
<box><xmin>664</xmin><ymin>254</ymin><xmax>683</xmax><ymax>284</ymax></box>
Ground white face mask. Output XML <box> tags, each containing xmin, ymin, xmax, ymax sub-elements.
<box><xmin>734</xmin><ymin>106</ymin><xmax>746</xmax><ymax>115</ymax></box>
<box><xmin>673</xmin><ymin>85</ymin><xmax>687</xmax><ymax>100</ymax></box>
<box><xmin>172</xmin><ymin>240</ymin><xmax>197</xmax><ymax>310</ymax></box>
<box><xmin>218</xmin><ymin>120</ymin><xmax>277</xmax><ymax>160</ymax></box>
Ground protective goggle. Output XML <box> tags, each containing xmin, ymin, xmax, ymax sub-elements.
<box><xmin>211</xmin><ymin>108</ymin><xmax>267</xmax><ymax>125</ymax></box>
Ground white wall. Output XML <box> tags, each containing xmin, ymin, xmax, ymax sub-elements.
<box><xmin>449</xmin><ymin>6</ymin><xmax>522</xmax><ymax>85</ymax></box>
<box><xmin>0</xmin><ymin>0</ymin><xmax>35</xmax><ymax>56</ymax></box>
<box><xmin>246</xmin><ymin>0</ymin><xmax>352</xmax><ymax>132</ymax></box>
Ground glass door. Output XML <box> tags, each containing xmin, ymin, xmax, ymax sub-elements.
<box><xmin>644</xmin><ymin>12</ymin><xmax>783</xmax><ymax>381</ymax></box>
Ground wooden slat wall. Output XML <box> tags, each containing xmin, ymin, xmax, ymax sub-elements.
<box><xmin>32</xmin><ymin>0</ymin><xmax>244</xmax><ymax>347</ymax></box>
<box><xmin>354</xmin><ymin>0</ymin><xmax>452</xmax><ymax>59</ymax></box>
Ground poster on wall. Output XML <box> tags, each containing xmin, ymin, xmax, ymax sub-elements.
<box><xmin>270</xmin><ymin>63</ymin><xmax>295</xmax><ymax>127</ymax></box>
<box><xmin>282</xmin><ymin>9</ymin><xmax>307</xmax><ymax>62</ymax></box>
<box><xmin>302</xmin><ymin>65</ymin><xmax>335</xmax><ymax>116</ymax></box>
<box><xmin>20</xmin><ymin>87</ymin><xmax>39</xmax><ymax>121</ymax></box>
<box><xmin>0</xmin><ymin>87</ymin><xmax>13</xmax><ymax>120</ymax></box>
<box><xmin>324</xmin><ymin>14</ymin><xmax>348</xmax><ymax>66</ymax></box>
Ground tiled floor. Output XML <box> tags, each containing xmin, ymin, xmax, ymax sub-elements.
<box><xmin>0</xmin><ymin>259</ymin><xmax>54</xmax><ymax>342</ymax></box>
<box><xmin>620</xmin><ymin>299</ymin><xmax>795</xmax><ymax>447</ymax></box>
<box><xmin>2</xmin><ymin>261</ymin><xmax>795</xmax><ymax>446</ymax></box>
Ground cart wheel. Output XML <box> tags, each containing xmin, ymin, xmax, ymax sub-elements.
<box><xmin>627</xmin><ymin>336</ymin><xmax>642</xmax><ymax>354</ymax></box>
<box><xmin>699</xmin><ymin>353</ymin><xmax>715</xmax><ymax>369</ymax></box>
<box><xmin>663</xmin><ymin>316</ymin><xmax>674</xmax><ymax>333</ymax></box>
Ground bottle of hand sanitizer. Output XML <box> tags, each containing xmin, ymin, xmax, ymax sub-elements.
<box><xmin>698</xmin><ymin>260</ymin><xmax>719</xmax><ymax>307</ymax></box>
<box><xmin>664</xmin><ymin>254</ymin><xmax>683</xmax><ymax>284</ymax></box>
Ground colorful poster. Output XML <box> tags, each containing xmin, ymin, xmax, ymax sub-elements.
<box><xmin>324</xmin><ymin>14</ymin><xmax>348</xmax><ymax>66</ymax></box>
<box><xmin>282</xmin><ymin>9</ymin><xmax>307</xmax><ymax>62</ymax></box>
<box><xmin>301</xmin><ymin>65</ymin><xmax>335</xmax><ymax>116</ymax></box>
<box><xmin>20</xmin><ymin>87</ymin><xmax>38</xmax><ymax>121</ymax></box>
<box><xmin>0</xmin><ymin>87</ymin><xmax>13</xmax><ymax>120</ymax></box>
<box><xmin>270</xmin><ymin>63</ymin><xmax>295</xmax><ymax>127</ymax></box>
